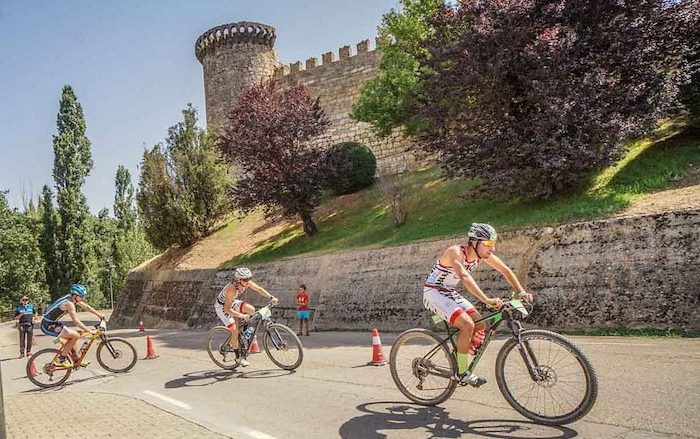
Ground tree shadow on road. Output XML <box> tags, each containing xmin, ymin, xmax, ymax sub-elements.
<box><xmin>338</xmin><ymin>402</ymin><xmax>578</xmax><ymax>439</ymax></box>
<box><xmin>164</xmin><ymin>368</ymin><xmax>294</xmax><ymax>389</ymax></box>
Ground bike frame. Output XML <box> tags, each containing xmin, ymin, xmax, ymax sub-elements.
<box><xmin>220</xmin><ymin>304</ymin><xmax>275</xmax><ymax>357</ymax></box>
<box><xmin>51</xmin><ymin>329</ymin><xmax>106</xmax><ymax>370</ymax></box>
<box><xmin>422</xmin><ymin>303</ymin><xmax>544</xmax><ymax>380</ymax></box>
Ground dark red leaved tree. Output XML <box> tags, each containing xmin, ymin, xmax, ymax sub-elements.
<box><xmin>415</xmin><ymin>0</ymin><xmax>698</xmax><ymax>197</ymax></box>
<box><xmin>220</xmin><ymin>81</ymin><xmax>330</xmax><ymax>236</ymax></box>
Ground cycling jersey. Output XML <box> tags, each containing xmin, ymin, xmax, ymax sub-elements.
<box><xmin>214</xmin><ymin>283</ymin><xmax>247</xmax><ymax>328</ymax></box>
<box><xmin>40</xmin><ymin>294</ymin><xmax>72</xmax><ymax>337</ymax></box>
<box><xmin>423</xmin><ymin>245</ymin><xmax>480</xmax><ymax>325</ymax></box>
<box><xmin>424</xmin><ymin>246</ymin><xmax>480</xmax><ymax>292</ymax></box>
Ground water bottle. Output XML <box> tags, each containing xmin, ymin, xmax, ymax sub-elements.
<box><xmin>80</xmin><ymin>339</ymin><xmax>90</xmax><ymax>354</ymax></box>
<box><xmin>244</xmin><ymin>326</ymin><xmax>255</xmax><ymax>340</ymax></box>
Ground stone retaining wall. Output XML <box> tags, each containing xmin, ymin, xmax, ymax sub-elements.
<box><xmin>111</xmin><ymin>209</ymin><xmax>700</xmax><ymax>332</ymax></box>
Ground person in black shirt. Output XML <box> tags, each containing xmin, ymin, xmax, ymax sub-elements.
<box><xmin>14</xmin><ymin>296</ymin><xmax>37</xmax><ymax>358</ymax></box>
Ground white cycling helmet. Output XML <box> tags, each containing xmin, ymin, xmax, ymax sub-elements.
<box><xmin>233</xmin><ymin>267</ymin><xmax>253</xmax><ymax>280</ymax></box>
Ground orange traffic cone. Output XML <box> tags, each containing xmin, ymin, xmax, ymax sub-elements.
<box><xmin>250</xmin><ymin>336</ymin><xmax>261</xmax><ymax>354</ymax></box>
<box><xmin>138</xmin><ymin>320</ymin><xmax>145</xmax><ymax>332</ymax></box>
<box><xmin>28</xmin><ymin>360</ymin><xmax>38</xmax><ymax>377</ymax></box>
<box><xmin>145</xmin><ymin>336</ymin><xmax>158</xmax><ymax>359</ymax></box>
<box><xmin>367</xmin><ymin>328</ymin><xmax>387</xmax><ymax>366</ymax></box>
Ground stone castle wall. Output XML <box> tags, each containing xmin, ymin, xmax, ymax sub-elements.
<box><xmin>196</xmin><ymin>22</ymin><xmax>421</xmax><ymax>174</ymax></box>
<box><xmin>111</xmin><ymin>209</ymin><xmax>700</xmax><ymax>333</ymax></box>
<box><xmin>272</xmin><ymin>40</ymin><xmax>420</xmax><ymax>174</ymax></box>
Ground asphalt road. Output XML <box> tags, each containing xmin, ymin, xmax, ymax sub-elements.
<box><xmin>1</xmin><ymin>316</ymin><xmax>698</xmax><ymax>439</ymax></box>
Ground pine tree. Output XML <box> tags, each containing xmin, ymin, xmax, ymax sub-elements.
<box><xmin>52</xmin><ymin>85</ymin><xmax>95</xmax><ymax>294</ymax></box>
<box><xmin>137</xmin><ymin>105</ymin><xmax>233</xmax><ymax>249</ymax></box>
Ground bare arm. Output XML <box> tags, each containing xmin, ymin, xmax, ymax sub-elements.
<box><xmin>445</xmin><ymin>248</ymin><xmax>502</xmax><ymax>308</ymax></box>
<box><xmin>483</xmin><ymin>255</ymin><xmax>532</xmax><ymax>302</ymax></box>
<box><xmin>223</xmin><ymin>285</ymin><xmax>248</xmax><ymax>320</ymax></box>
<box><xmin>248</xmin><ymin>281</ymin><xmax>277</xmax><ymax>302</ymax></box>
<box><xmin>66</xmin><ymin>302</ymin><xmax>90</xmax><ymax>332</ymax></box>
<box><xmin>76</xmin><ymin>301</ymin><xmax>105</xmax><ymax>319</ymax></box>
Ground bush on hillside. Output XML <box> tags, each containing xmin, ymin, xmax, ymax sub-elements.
<box><xmin>325</xmin><ymin>142</ymin><xmax>377</xmax><ymax>195</ymax></box>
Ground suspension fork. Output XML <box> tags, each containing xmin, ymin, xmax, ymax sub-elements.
<box><xmin>99</xmin><ymin>334</ymin><xmax>116</xmax><ymax>356</ymax></box>
<box><xmin>509</xmin><ymin>320</ymin><xmax>542</xmax><ymax>380</ymax></box>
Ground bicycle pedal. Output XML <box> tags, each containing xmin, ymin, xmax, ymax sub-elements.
<box><xmin>469</xmin><ymin>377</ymin><xmax>487</xmax><ymax>388</ymax></box>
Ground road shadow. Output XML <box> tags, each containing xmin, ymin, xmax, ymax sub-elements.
<box><xmin>164</xmin><ymin>368</ymin><xmax>294</xmax><ymax>389</ymax></box>
<box><xmin>103</xmin><ymin>328</ymin><xmax>403</xmax><ymax>351</ymax></box>
<box><xmin>338</xmin><ymin>402</ymin><xmax>578</xmax><ymax>439</ymax></box>
<box><xmin>20</xmin><ymin>372</ymin><xmax>112</xmax><ymax>393</ymax></box>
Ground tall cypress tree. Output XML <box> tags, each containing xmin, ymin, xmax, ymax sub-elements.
<box><xmin>52</xmin><ymin>85</ymin><xmax>94</xmax><ymax>294</ymax></box>
<box><xmin>39</xmin><ymin>185</ymin><xmax>60</xmax><ymax>299</ymax></box>
<box><xmin>112</xmin><ymin>165</ymin><xmax>155</xmax><ymax>299</ymax></box>
<box><xmin>114</xmin><ymin>165</ymin><xmax>136</xmax><ymax>232</ymax></box>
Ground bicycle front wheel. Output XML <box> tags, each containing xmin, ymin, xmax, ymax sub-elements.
<box><xmin>206</xmin><ymin>326</ymin><xmax>238</xmax><ymax>370</ymax></box>
<box><xmin>496</xmin><ymin>329</ymin><xmax>598</xmax><ymax>425</ymax></box>
<box><xmin>26</xmin><ymin>348</ymin><xmax>72</xmax><ymax>389</ymax></box>
<box><xmin>390</xmin><ymin>329</ymin><xmax>457</xmax><ymax>406</ymax></box>
<box><xmin>97</xmin><ymin>338</ymin><xmax>137</xmax><ymax>373</ymax></box>
<box><xmin>263</xmin><ymin>323</ymin><xmax>303</xmax><ymax>370</ymax></box>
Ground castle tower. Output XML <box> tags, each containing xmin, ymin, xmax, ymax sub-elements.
<box><xmin>195</xmin><ymin>22</ymin><xmax>280</xmax><ymax>129</ymax></box>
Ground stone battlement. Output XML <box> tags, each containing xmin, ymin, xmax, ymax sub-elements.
<box><xmin>273</xmin><ymin>38</ymin><xmax>380</xmax><ymax>78</ymax></box>
<box><xmin>195</xmin><ymin>21</ymin><xmax>277</xmax><ymax>63</ymax></box>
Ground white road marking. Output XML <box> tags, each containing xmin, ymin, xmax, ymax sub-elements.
<box><xmin>143</xmin><ymin>390</ymin><xmax>192</xmax><ymax>410</ymax></box>
<box><xmin>576</xmin><ymin>341</ymin><xmax>653</xmax><ymax>346</ymax></box>
<box><xmin>238</xmin><ymin>427</ymin><xmax>279</xmax><ymax>439</ymax></box>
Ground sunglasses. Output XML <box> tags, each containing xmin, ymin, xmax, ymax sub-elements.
<box><xmin>480</xmin><ymin>240</ymin><xmax>496</xmax><ymax>248</ymax></box>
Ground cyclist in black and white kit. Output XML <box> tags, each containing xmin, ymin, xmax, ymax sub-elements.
<box><xmin>423</xmin><ymin>223</ymin><xmax>533</xmax><ymax>387</ymax></box>
<box><xmin>214</xmin><ymin>267</ymin><xmax>277</xmax><ymax>366</ymax></box>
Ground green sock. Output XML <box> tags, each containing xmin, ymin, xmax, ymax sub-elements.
<box><xmin>457</xmin><ymin>352</ymin><xmax>469</xmax><ymax>374</ymax></box>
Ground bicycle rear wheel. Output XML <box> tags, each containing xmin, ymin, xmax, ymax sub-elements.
<box><xmin>263</xmin><ymin>323</ymin><xmax>303</xmax><ymax>370</ymax></box>
<box><xmin>97</xmin><ymin>338</ymin><xmax>137</xmax><ymax>373</ymax></box>
<box><xmin>496</xmin><ymin>329</ymin><xmax>598</xmax><ymax>425</ymax></box>
<box><xmin>26</xmin><ymin>348</ymin><xmax>72</xmax><ymax>389</ymax></box>
<box><xmin>206</xmin><ymin>326</ymin><xmax>238</xmax><ymax>370</ymax></box>
<box><xmin>389</xmin><ymin>329</ymin><xmax>457</xmax><ymax>406</ymax></box>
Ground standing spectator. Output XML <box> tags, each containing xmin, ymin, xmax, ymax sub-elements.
<box><xmin>14</xmin><ymin>296</ymin><xmax>37</xmax><ymax>358</ymax></box>
<box><xmin>295</xmin><ymin>284</ymin><xmax>310</xmax><ymax>336</ymax></box>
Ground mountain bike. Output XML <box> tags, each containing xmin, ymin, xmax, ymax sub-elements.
<box><xmin>27</xmin><ymin>319</ymin><xmax>137</xmax><ymax>389</ymax></box>
<box><xmin>206</xmin><ymin>300</ymin><xmax>303</xmax><ymax>371</ymax></box>
<box><xmin>389</xmin><ymin>297</ymin><xmax>598</xmax><ymax>425</ymax></box>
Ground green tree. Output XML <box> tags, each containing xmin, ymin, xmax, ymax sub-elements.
<box><xmin>114</xmin><ymin>165</ymin><xmax>136</xmax><ymax>232</ymax></box>
<box><xmin>88</xmin><ymin>209</ymin><xmax>112</xmax><ymax>308</ymax></box>
<box><xmin>39</xmin><ymin>185</ymin><xmax>60</xmax><ymax>298</ymax></box>
<box><xmin>112</xmin><ymin>166</ymin><xmax>155</xmax><ymax>299</ymax></box>
<box><xmin>137</xmin><ymin>105</ymin><xmax>233</xmax><ymax>249</ymax></box>
<box><xmin>52</xmin><ymin>85</ymin><xmax>95</xmax><ymax>295</ymax></box>
<box><xmin>0</xmin><ymin>191</ymin><xmax>48</xmax><ymax>316</ymax></box>
<box><xmin>350</xmin><ymin>0</ymin><xmax>441</xmax><ymax>136</ymax></box>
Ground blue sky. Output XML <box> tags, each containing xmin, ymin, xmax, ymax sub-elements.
<box><xmin>0</xmin><ymin>0</ymin><xmax>399</xmax><ymax>213</ymax></box>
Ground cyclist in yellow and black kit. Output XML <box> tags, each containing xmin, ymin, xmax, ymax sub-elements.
<box><xmin>41</xmin><ymin>284</ymin><xmax>105</xmax><ymax>368</ymax></box>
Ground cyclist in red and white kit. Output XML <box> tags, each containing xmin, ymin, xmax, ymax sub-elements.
<box><xmin>423</xmin><ymin>223</ymin><xmax>533</xmax><ymax>387</ymax></box>
<box><xmin>214</xmin><ymin>267</ymin><xmax>277</xmax><ymax>366</ymax></box>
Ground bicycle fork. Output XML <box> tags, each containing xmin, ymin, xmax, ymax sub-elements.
<box><xmin>510</xmin><ymin>321</ymin><xmax>544</xmax><ymax>381</ymax></box>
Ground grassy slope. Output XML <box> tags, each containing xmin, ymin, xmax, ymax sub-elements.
<box><xmin>223</xmin><ymin>120</ymin><xmax>699</xmax><ymax>266</ymax></box>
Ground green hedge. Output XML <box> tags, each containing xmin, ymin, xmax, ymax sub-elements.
<box><xmin>325</xmin><ymin>142</ymin><xmax>377</xmax><ymax>195</ymax></box>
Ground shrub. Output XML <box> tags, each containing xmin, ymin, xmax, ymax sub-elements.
<box><xmin>325</xmin><ymin>142</ymin><xmax>377</xmax><ymax>195</ymax></box>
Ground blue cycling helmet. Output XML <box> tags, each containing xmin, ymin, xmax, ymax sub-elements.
<box><xmin>69</xmin><ymin>283</ymin><xmax>87</xmax><ymax>297</ymax></box>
